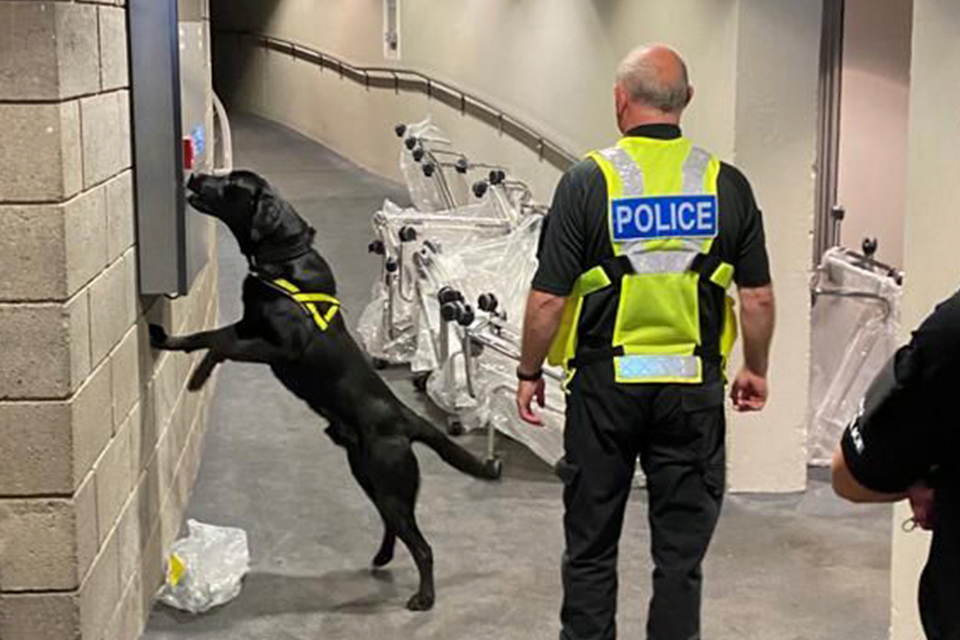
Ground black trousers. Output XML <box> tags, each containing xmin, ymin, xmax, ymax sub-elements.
<box><xmin>557</xmin><ymin>363</ymin><xmax>726</xmax><ymax>640</ymax></box>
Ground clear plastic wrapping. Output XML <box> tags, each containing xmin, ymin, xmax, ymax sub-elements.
<box><xmin>157</xmin><ymin>520</ymin><xmax>250</xmax><ymax>614</ymax></box>
<box><xmin>400</xmin><ymin>117</ymin><xmax>450</xmax><ymax>212</ymax></box>
<box><xmin>360</xmin><ymin>116</ymin><xmax>571</xmax><ymax>469</ymax></box>
<box><xmin>807</xmin><ymin>248</ymin><xmax>902</xmax><ymax>466</ymax></box>
<box><xmin>355</xmin><ymin>279</ymin><xmax>419</xmax><ymax>365</ymax></box>
<box><xmin>355</xmin><ymin>197</ymin><xmax>519</xmax><ymax>365</ymax></box>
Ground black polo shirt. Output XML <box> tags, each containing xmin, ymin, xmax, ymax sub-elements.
<box><xmin>841</xmin><ymin>288</ymin><xmax>960</xmax><ymax>639</ymax></box>
<box><xmin>841</xmin><ymin>288</ymin><xmax>960</xmax><ymax>492</ymax></box>
<box><xmin>532</xmin><ymin>124</ymin><xmax>771</xmax><ymax>369</ymax></box>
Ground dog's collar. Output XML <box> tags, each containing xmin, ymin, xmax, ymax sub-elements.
<box><xmin>258</xmin><ymin>276</ymin><xmax>341</xmax><ymax>332</ymax></box>
<box><xmin>247</xmin><ymin>227</ymin><xmax>317</xmax><ymax>270</ymax></box>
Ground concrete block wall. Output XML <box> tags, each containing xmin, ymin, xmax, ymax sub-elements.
<box><xmin>0</xmin><ymin>2</ymin><xmax>219</xmax><ymax>639</ymax></box>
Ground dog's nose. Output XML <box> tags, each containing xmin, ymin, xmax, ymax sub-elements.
<box><xmin>186</xmin><ymin>173</ymin><xmax>204</xmax><ymax>194</ymax></box>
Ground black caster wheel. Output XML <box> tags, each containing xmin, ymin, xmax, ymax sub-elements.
<box><xmin>447</xmin><ymin>421</ymin><xmax>465</xmax><ymax>436</ymax></box>
<box><xmin>412</xmin><ymin>373</ymin><xmax>429</xmax><ymax>393</ymax></box>
<box><xmin>456</xmin><ymin>304</ymin><xmax>476</xmax><ymax>327</ymax></box>
<box><xmin>478</xmin><ymin>293</ymin><xmax>498</xmax><ymax>313</ymax></box>
<box><xmin>472</xmin><ymin>181</ymin><xmax>489</xmax><ymax>198</ymax></box>
<box><xmin>438</xmin><ymin>286</ymin><xmax>463</xmax><ymax>305</ymax></box>
<box><xmin>395</xmin><ymin>123</ymin><xmax>408</xmax><ymax>138</ymax></box>
<box><xmin>399</xmin><ymin>226</ymin><xmax>418</xmax><ymax>242</ymax></box>
<box><xmin>485</xmin><ymin>457</ymin><xmax>503</xmax><ymax>479</ymax></box>
<box><xmin>373</xmin><ymin>358</ymin><xmax>389</xmax><ymax>370</ymax></box>
<box><xmin>412</xmin><ymin>147</ymin><xmax>425</xmax><ymax>162</ymax></box>
<box><xmin>440</xmin><ymin>302</ymin><xmax>460</xmax><ymax>322</ymax></box>
<box><xmin>405</xmin><ymin>136</ymin><xmax>418</xmax><ymax>150</ymax></box>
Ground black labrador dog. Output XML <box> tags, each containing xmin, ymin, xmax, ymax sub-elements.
<box><xmin>149</xmin><ymin>170</ymin><xmax>501</xmax><ymax>611</ymax></box>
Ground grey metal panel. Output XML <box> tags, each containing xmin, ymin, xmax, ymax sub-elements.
<box><xmin>129</xmin><ymin>0</ymin><xmax>187</xmax><ymax>295</ymax></box>
<box><xmin>180</xmin><ymin>20</ymin><xmax>211</xmax><ymax>288</ymax></box>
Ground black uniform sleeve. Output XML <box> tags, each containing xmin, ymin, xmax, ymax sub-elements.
<box><xmin>532</xmin><ymin>161</ymin><xmax>593</xmax><ymax>296</ymax></box>
<box><xmin>840</xmin><ymin>349</ymin><xmax>930</xmax><ymax>493</ymax></box>
<box><xmin>721</xmin><ymin>164</ymin><xmax>771</xmax><ymax>288</ymax></box>
<box><xmin>840</xmin><ymin>290</ymin><xmax>960</xmax><ymax>493</ymax></box>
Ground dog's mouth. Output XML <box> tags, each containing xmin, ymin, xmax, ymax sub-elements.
<box><xmin>186</xmin><ymin>173</ymin><xmax>221</xmax><ymax>216</ymax></box>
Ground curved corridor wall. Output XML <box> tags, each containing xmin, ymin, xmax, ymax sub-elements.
<box><xmin>212</xmin><ymin>0</ymin><xmax>823</xmax><ymax>493</ymax></box>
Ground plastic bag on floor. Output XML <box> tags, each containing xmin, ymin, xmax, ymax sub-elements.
<box><xmin>157</xmin><ymin>520</ymin><xmax>250</xmax><ymax>614</ymax></box>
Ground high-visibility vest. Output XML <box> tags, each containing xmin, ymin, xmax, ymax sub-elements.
<box><xmin>547</xmin><ymin>136</ymin><xmax>738</xmax><ymax>384</ymax></box>
<box><xmin>263</xmin><ymin>277</ymin><xmax>341</xmax><ymax>331</ymax></box>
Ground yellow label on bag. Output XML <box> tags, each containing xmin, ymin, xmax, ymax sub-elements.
<box><xmin>168</xmin><ymin>553</ymin><xmax>186</xmax><ymax>587</ymax></box>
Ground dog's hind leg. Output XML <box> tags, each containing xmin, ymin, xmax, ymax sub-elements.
<box><xmin>332</xmin><ymin>429</ymin><xmax>397</xmax><ymax>568</ymax></box>
<box><xmin>371</xmin><ymin>523</ymin><xmax>398</xmax><ymax>569</ymax></box>
<box><xmin>368</xmin><ymin>441</ymin><xmax>434</xmax><ymax>611</ymax></box>
<box><xmin>387</xmin><ymin>503</ymin><xmax>433</xmax><ymax>611</ymax></box>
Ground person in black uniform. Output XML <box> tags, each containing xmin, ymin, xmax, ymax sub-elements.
<box><xmin>515</xmin><ymin>45</ymin><xmax>776</xmax><ymax>640</ymax></box>
<box><xmin>833</xmin><ymin>289</ymin><xmax>960</xmax><ymax>640</ymax></box>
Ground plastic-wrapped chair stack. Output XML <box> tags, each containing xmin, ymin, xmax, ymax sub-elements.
<box><xmin>807</xmin><ymin>245</ymin><xmax>903</xmax><ymax>466</ymax></box>
<box><xmin>357</xmin><ymin>118</ymin><xmax>525</xmax><ymax>367</ymax></box>
<box><xmin>356</xmin><ymin>117</ymin><xmax>567</xmax><ymax>470</ymax></box>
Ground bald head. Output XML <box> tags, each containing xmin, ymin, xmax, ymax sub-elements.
<box><xmin>616</xmin><ymin>44</ymin><xmax>691</xmax><ymax>115</ymax></box>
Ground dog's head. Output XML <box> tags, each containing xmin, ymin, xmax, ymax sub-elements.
<box><xmin>187</xmin><ymin>170</ymin><xmax>311</xmax><ymax>260</ymax></box>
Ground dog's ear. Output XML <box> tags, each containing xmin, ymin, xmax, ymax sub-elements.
<box><xmin>250</xmin><ymin>193</ymin><xmax>282</xmax><ymax>244</ymax></box>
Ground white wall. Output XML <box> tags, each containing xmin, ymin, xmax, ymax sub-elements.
<box><xmin>725</xmin><ymin>0</ymin><xmax>821</xmax><ymax>492</ymax></box>
<box><xmin>214</xmin><ymin>0</ymin><xmax>740</xmax><ymax>200</ymax></box>
<box><xmin>891</xmin><ymin>0</ymin><xmax>960</xmax><ymax>637</ymax></box>
<box><xmin>212</xmin><ymin>0</ymin><xmax>822</xmax><ymax>493</ymax></box>
<box><xmin>837</xmin><ymin>0</ymin><xmax>912</xmax><ymax>268</ymax></box>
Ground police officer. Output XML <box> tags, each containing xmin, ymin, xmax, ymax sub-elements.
<box><xmin>832</xmin><ymin>289</ymin><xmax>960</xmax><ymax>640</ymax></box>
<box><xmin>516</xmin><ymin>44</ymin><xmax>776</xmax><ymax>640</ymax></box>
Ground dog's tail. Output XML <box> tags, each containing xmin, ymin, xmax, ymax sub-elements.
<box><xmin>405</xmin><ymin>412</ymin><xmax>501</xmax><ymax>481</ymax></box>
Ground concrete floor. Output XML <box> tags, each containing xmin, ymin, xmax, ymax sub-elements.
<box><xmin>143</xmin><ymin>115</ymin><xmax>893</xmax><ymax>640</ymax></box>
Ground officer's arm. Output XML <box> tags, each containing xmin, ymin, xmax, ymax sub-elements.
<box><xmin>738</xmin><ymin>285</ymin><xmax>775</xmax><ymax>376</ymax></box>
<box><xmin>519</xmin><ymin>289</ymin><xmax>567</xmax><ymax>376</ymax></box>
<box><xmin>831</xmin><ymin>446</ymin><xmax>909</xmax><ymax>503</ymax></box>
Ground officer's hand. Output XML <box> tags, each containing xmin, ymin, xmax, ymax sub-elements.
<box><xmin>731</xmin><ymin>367</ymin><xmax>768</xmax><ymax>411</ymax></box>
<box><xmin>908</xmin><ymin>481</ymin><xmax>936</xmax><ymax>530</ymax></box>
<box><xmin>516</xmin><ymin>378</ymin><xmax>546</xmax><ymax>426</ymax></box>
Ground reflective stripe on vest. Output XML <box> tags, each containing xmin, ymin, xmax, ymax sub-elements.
<box><xmin>266</xmin><ymin>277</ymin><xmax>341</xmax><ymax>331</ymax></box>
<box><xmin>547</xmin><ymin>137</ymin><xmax>738</xmax><ymax>384</ymax></box>
<box><xmin>616</xmin><ymin>354</ymin><xmax>701</xmax><ymax>383</ymax></box>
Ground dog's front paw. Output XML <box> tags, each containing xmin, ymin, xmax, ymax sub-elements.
<box><xmin>406</xmin><ymin>591</ymin><xmax>435</xmax><ymax>612</ymax></box>
<box><xmin>148</xmin><ymin>324</ymin><xmax>169</xmax><ymax>349</ymax></box>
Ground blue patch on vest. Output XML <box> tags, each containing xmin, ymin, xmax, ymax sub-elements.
<box><xmin>611</xmin><ymin>195</ymin><xmax>719</xmax><ymax>241</ymax></box>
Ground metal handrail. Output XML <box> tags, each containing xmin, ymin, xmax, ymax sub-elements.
<box><xmin>217</xmin><ymin>29</ymin><xmax>579</xmax><ymax>172</ymax></box>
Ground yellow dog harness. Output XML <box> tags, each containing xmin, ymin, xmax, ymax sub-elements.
<box><xmin>261</xmin><ymin>277</ymin><xmax>341</xmax><ymax>331</ymax></box>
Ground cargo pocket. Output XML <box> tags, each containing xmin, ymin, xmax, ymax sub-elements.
<box><xmin>680</xmin><ymin>382</ymin><xmax>726</xmax><ymax>501</ymax></box>
<box><xmin>555</xmin><ymin>457</ymin><xmax>580</xmax><ymax>485</ymax></box>
<box><xmin>554</xmin><ymin>456</ymin><xmax>581</xmax><ymax>505</ymax></box>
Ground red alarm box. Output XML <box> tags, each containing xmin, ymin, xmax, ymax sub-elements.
<box><xmin>183</xmin><ymin>137</ymin><xmax>195</xmax><ymax>171</ymax></box>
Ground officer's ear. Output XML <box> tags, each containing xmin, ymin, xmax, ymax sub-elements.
<box><xmin>685</xmin><ymin>85</ymin><xmax>695</xmax><ymax>108</ymax></box>
<box><xmin>615</xmin><ymin>84</ymin><xmax>630</xmax><ymax>133</ymax></box>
